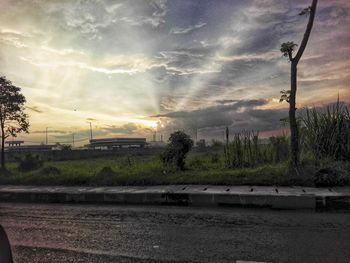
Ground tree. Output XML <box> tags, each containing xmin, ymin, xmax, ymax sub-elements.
<box><xmin>280</xmin><ymin>0</ymin><xmax>318</xmax><ymax>174</ymax></box>
<box><xmin>0</xmin><ymin>76</ymin><xmax>29</xmax><ymax>169</ymax></box>
<box><xmin>161</xmin><ymin>131</ymin><xmax>193</xmax><ymax>170</ymax></box>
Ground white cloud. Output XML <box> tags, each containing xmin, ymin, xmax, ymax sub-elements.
<box><xmin>170</xmin><ymin>22</ymin><xmax>207</xmax><ymax>34</ymax></box>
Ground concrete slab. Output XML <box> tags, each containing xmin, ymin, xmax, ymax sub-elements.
<box><xmin>0</xmin><ymin>185</ymin><xmax>349</xmax><ymax>210</ymax></box>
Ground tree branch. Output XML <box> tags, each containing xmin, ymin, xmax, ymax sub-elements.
<box><xmin>293</xmin><ymin>0</ymin><xmax>318</xmax><ymax>63</ymax></box>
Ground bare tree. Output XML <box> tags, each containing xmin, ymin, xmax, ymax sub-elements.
<box><xmin>0</xmin><ymin>76</ymin><xmax>29</xmax><ymax>169</ymax></box>
<box><xmin>280</xmin><ymin>0</ymin><xmax>318</xmax><ymax>174</ymax></box>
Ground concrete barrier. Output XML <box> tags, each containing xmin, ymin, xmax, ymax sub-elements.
<box><xmin>0</xmin><ymin>185</ymin><xmax>349</xmax><ymax>210</ymax></box>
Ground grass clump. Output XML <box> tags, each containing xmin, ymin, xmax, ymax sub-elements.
<box><xmin>300</xmin><ymin>100</ymin><xmax>350</xmax><ymax>161</ymax></box>
<box><xmin>89</xmin><ymin>166</ymin><xmax>117</xmax><ymax>186</ymax></box>
<box><xmin>40</xmin><ymin>166</ymin><xmax>61</xmax><ymax>176</ymax></box>
<box><xmin>17</xmin><ymin>154</ymin><xmax>43</xmax><ymax>172</ymax></box>
<box><xmin>314</xmin><ymin>161</ymin><xmax>350</xmax><ymax>187</ymax></box>
<box><xmin>224</xmin><ymin>131</ymin><xmax>290</xmax><ymax>168</ymax></box>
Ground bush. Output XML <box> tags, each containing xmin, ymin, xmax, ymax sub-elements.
<box><xmin>314</xmin><ymin>162</ymin><xmax>350</xmax><ymax>187</ymax></box>
<box><xmin>300</xmin><ymin>101</ymin><xmax>350</xmax><ymax>161</ymax></box>
<box><xmin>90</xmin><ymin>166</ymin><xmax>117</xmax><ymax>186</ymax></box>
<box><xmin>161</xmin><ymin>131</ymin><xmax>193</xmax><ymax>170</ymax></box>
<box><xmin>210</xmin><ymin>153</ymin><xmax>220</xmax><ymax>163</ymax></box>
<box><xmin>40</xmin><ymin>166</ymin><xmax>61</xmax><ymax>176</ymax></box>
<box><xmin>18</xmin><ymin>154</ymin><xmax>43</xmax><ymax>172</ymax></box>
<box><xmin>97</xmin><ymin>166</ymin><xmax>116</xmax><ymax>177</ymax></box>
<box><xmin>269</xmin><ymin>136</ymin><xmax>290</xmax><ymax>163</ymax></box>
<box><xmin>187</xmin><ymin>156</ymin><xmax>207</xmax><ymax>170</ymax></box>
<box><xmin>0</xmin><ymin>168</ymin><xmax>13</xmax><ymax>177</ymax></box>
<box><xmin>224</xmin><ymin>131</ymin><xmax>259</xmax><ymax>168</ymax></box>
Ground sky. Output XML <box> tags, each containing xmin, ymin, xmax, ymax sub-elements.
<box><xmin>0</xmin><ymin>0</ymin><xmax>349</xmax><ymax>145</ymax></box>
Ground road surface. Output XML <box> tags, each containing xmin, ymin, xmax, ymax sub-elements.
<box><xmin>0</xmin><ymin>203</ymin><xmax>350</xmax><ymax>263</ymax></box>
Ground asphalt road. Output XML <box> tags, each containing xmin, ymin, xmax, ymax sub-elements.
<box><xmin>0</xmin><ymin>203</ymin><xmax>350</xmax><ymax>263</ymax></box>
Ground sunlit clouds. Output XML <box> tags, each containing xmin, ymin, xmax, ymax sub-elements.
<box><xmin>0</xmin><ymin>0</ymin><xmax>349</xmax><ymax>144</ymax></box>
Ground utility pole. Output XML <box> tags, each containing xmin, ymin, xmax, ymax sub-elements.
<box><xmin>88</xmin><ymin>122</ymin><xmax>93</xmax><ymax>141</ymax></box>
<box><xmin>225</xmin><ymin>126</ymin><xmax>229</xmax><ymax>148</ymax></box>
<box><xmin>72</xmin><ymin>133</ymin><xmax>75</xmax><ymax>148</ymax></box>
<box><xmin>45</xmin><ymin>127</ymin><xmax>49</xmax><ymax>145</ymax></box>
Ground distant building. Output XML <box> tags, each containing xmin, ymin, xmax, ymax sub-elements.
<box><xmin>6</xmin><ymin>142</ymin><xmax>64</xmax><ymax>151</ymax></box>
<box><xmin>6</xmin><ymin>140</ymin><xmax>24</xmax><ymax>148</ymax></box>
<box><xmin>148</xmin><ymin>141</ymin><xmax>167</xmax><ymax>148</ymax></box>
<box><xmin>87</xmin><ymin>138</ymin><xmax>147</xmax><ymax>149</ymax></box>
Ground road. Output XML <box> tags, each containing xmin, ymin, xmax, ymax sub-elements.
<box><xmin>0</xmin><ymin>203</ymin><xmax>350</xmax><ymax>263</ymax></box>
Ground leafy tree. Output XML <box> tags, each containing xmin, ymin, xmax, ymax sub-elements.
<box><xmin>280</xmin><ymin>0</ymin><xmax>318</xmax><ymax>174</ymax></box>
<box><xmin>161</xmin><ymin>131</ymin><xmax>193</xmax><ymax>170</ymax></box>
<box><xmin>0</xmin><ymin>76</ymin><xmax>29</xmax><ymax>168</ymax></box>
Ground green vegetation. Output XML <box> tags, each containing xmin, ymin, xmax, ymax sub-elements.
<box><xmin>300</xmin><ymin>101</ymin><xmax>350</xmax><ymax>161</ymax></box>
<box><xmin>161</xmin><ymin>130</ymin><xmax>193</xmax><ymax>170</ymax></box>
<box><xmin>224</xmin><ymin>131</ymin><xmax>290</xmax><ymax>168</ymax></box>
<box><xmin>0</xmin><ymin>101</ymin><xmax>349</xmax><ymax>187</ymax></box>
<box><xmin>0</xmin><ymin>151</ymin><xmax>349</xmax><ymax>187</ymax></box>
<box><xmin>0</xmin><ymin>76</ymin><xmax>29</xmax><ymax>168</ymax></box>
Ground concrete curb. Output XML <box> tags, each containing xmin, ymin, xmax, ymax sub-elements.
<box><xmin>0</xmin><ymin>185</ymin><xmax>349</xmax><ymax>210</ymax></box>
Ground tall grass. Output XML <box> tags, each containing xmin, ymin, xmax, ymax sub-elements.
<box><xmin>300</xmin><ymin>101</ymin><xmax>350</xmax><ymax>161</ymax></box>
<box><xmin>224</xmin><ymin>131</ymin><xmax>289</xmax><ymax>168</ymax></box>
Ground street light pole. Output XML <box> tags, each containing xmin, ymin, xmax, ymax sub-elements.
<box><xmin>88</xmin><ymin>122</ymin><xmax>93</xmax><ymax>141</ymax></box>
<box><xmin>45</xmin><ymin>127</ymin><xmax>49</xmax><ymax>145</ymax></box>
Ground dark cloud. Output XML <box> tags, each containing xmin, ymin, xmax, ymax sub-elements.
<box><xmin>157</xmin><ymin>100</ymin><xmax>350</xmax><ymax>142</ymax></box>
<box><xmin>154</xmin><ymin>99</ymin><xmax>272</xmax><ymax>134</ymax></box>
<box><xmin>216</xmin><ymin>99</ymin><xmax>238</xmax><ymax>104</ymax></box>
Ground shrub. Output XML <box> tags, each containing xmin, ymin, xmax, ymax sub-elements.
<box><xmin>90</xmin><ymin>166</ymin><xmax>116</xmax><ymax>186</ymax></box>
<box><xmin>161</xmin><ymin>131</ymin><xmax>193</xmax><ymax>170</ymax></box>
<box><xmin>187</xmin><ymin>156</ymin><xmax>207</xmax><ymax>170</ymax></box>
<box><xmin>269</xmin><ymin>136</ymin><xmax>290</xmax><ymax>163</ymax></box>
<box><xmin>224</xmin><ymin>131</ymin><xmax>259</xmax><ymax>168</ymax></box>
<box><xmin>18</xmin><ymin>154</ymin><xmax>43</xmax><ymax>172</ymax></box>
<box><xmin>97</xmin><ymin>166</ymin><xmax>116</xmax><ymax>177</ymax></box>
<box><xmin>314</xmin><ymin>162</ymin><xmax>350</xmax><ymax>187</ymax></box>
<box><xmin>40</xmin><ymin>166</ymin><xmax>61</xmax><ymax>176</ymax></box>
<box><xmin>300</xmin><ymin>101</ymin><xmax>350</xmax><ymax>161</ymax></box>
<box><xmin>210</xmin><ymin>153</ymin><xmax>220</xmax><ymax>163</ymax></box>
<box><xmin>0</xmin><ymin>168</ymin><xmax>13</xmax><ymax>177</ymax></box>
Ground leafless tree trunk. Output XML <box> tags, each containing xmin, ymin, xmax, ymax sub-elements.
<box><xmin>0</xmin><ymin>120</ymin><xmax>4</xmax><ymax>169</ymax></box>
<box><xmin>289</xmin><ymin>0</ymin><xmax>318</xmax><ymax>173</ymax></box>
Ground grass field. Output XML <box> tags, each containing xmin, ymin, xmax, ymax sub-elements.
<box><xmin>0</xmin><ymin>101</ymin><xmax>348</xmax><ymax>187</ymax></box>
<box><xmin>0</xmin><ymin>151</ymin><xmax>344</xmax><ymax>187</ymax></box>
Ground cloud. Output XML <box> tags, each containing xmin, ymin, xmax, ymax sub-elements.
<box><xmin>31</xmin><ymin>129</ymin><xmax>68</xmax><ymax>134</ymax></box>
<box><xmin>119</xmin><ymin>0</ymin><xmax>168</xmax><ymax>28</ymax></box>
<box><xmin>0</xmin><ymin>0</ymin><xmax>349</xmax><ymax>145</ymax></box>
<box><xmin>20</xmin><ymin>53</ymin><xmax>162</xmax><ymax>75</ymax></box>
<box><xmin>170</xmin><ymin>22</ymin><xmax>207</xmax><ymax>34</ymax></box>
<box><xmin>26</xmin><ymin>106</ymin><xmax>43</xmax><ymax>113</ymax></box>
<box><xmin>215</xmin><ymin>99</ymin><xmax>238</xmax><ymax>105</ymax></box>
<box><xmin>102</xmin><ymin>123</ymin><xmax>138</xmax><ymax>134</ymax></box>
<box><xmin>154</xmin><ymin>99</ymin><xmax>270</xmax><ymax>129</ymax></box>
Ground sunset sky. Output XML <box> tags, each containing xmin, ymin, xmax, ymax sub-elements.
<box><xmin>0</xmin><ymin>0</ymin><xmax>349</xmax><ymax>145</ymax></box>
